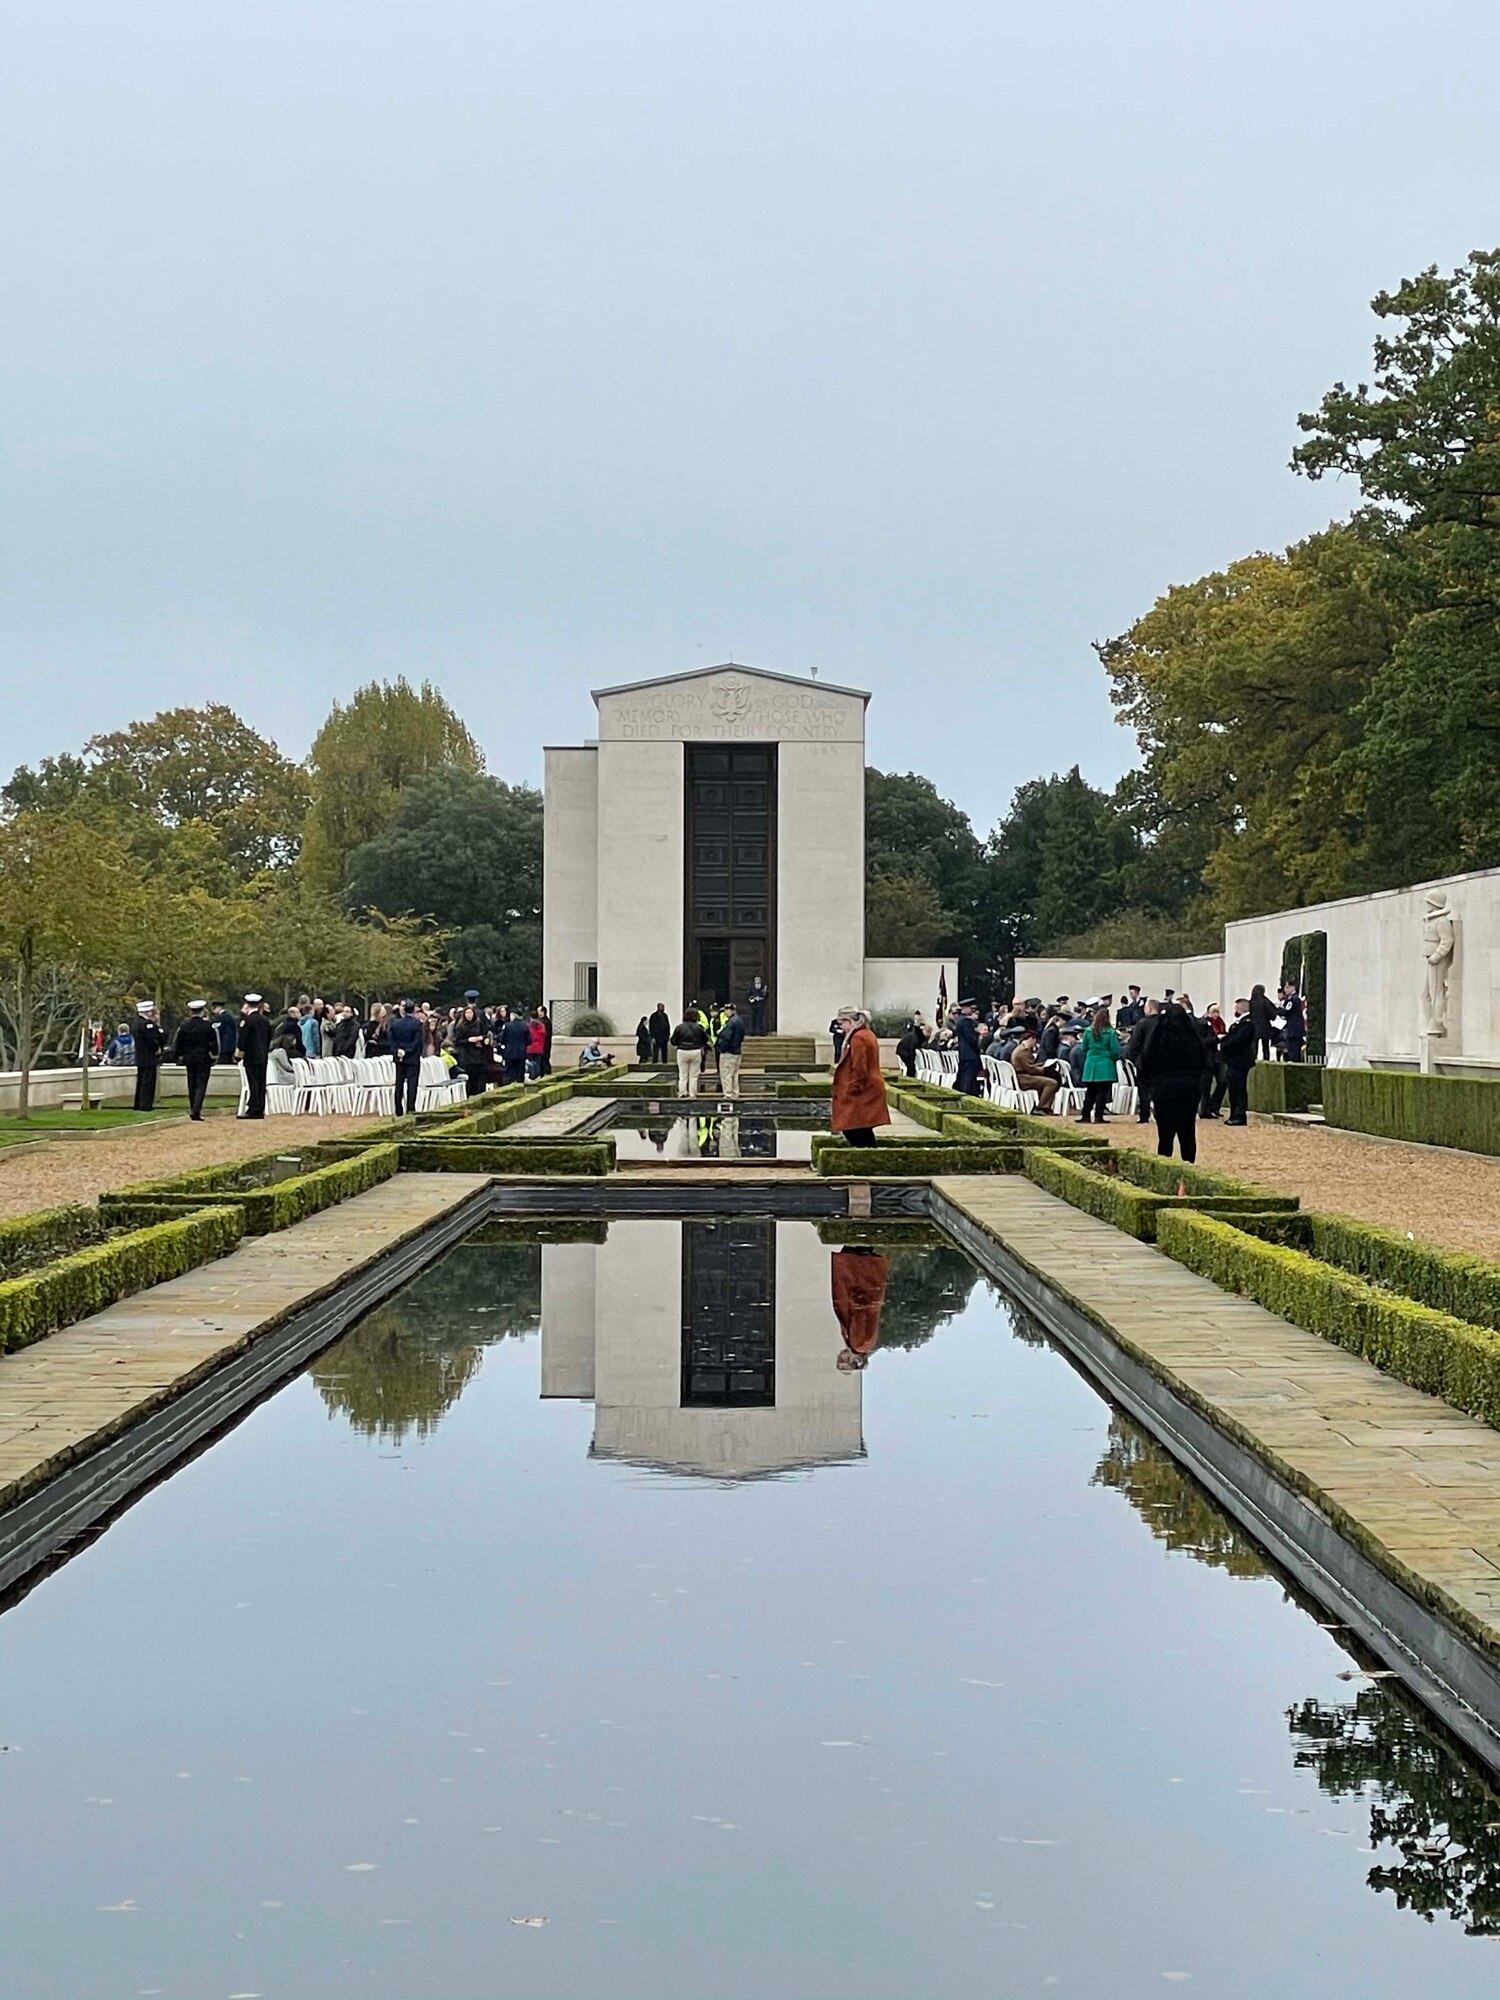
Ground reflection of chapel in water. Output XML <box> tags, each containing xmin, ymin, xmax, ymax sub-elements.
<box><xmin>540</xmin><ymin>1220</ymin><xmax>865</xmax><ymax>1480</ymax></box>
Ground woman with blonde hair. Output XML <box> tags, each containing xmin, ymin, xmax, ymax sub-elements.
<box><xmin>830</xmin><ymin>1007</ymin><xmax>890</xmax><ymax>1149</ymax></box>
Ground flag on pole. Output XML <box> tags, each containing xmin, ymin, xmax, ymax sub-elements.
<box><xmin>937</xmin><ymin>965</ymin><xmax>948</xmax><ymax>1026</ymax></box>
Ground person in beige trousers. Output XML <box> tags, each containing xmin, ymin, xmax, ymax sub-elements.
<box><xmin>716</xmin><ymin>1001</ymin><xmax>745</xmax><ymax>1097</ymax></box>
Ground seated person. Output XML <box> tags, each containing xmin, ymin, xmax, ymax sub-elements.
<box><xmin>1008</xmin><ymin>1029</ymin><xmax>1060</xmax><ymax>1114</ymax></box>
<box><xmin>577</xmin><ymin>1037</ymin><xmax>614</xmax><ymax>1071</ymax></box>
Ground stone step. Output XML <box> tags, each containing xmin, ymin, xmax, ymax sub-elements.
<box><xmin>742</xmin><ymin>1036</ymin><xmax>817</xmax><ymax>1064</ymax></box>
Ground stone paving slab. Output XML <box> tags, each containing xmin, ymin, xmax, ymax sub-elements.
<box><xmin>935</xmin><ymin>1173</ymin><xmax>1500</xmax><ymax>1656</ymax></box>
<box><xmin>508</xmin><ymin>1095</ymin><xmax>609</xmax><ymax>1134</ymax></box>
<box><xmin>0</xmin><ymin>1174</ymin><xmax>490</xmax><ymax>1511</ymax></box>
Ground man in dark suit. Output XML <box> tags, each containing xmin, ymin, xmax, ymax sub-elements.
<box><xmin>952</xmin><ymin>999</ymin><xmax>984</xmax><ymax>1096</ymax></box>
<box><xmin>172</xmin><ymin>998</ymin><xmax>218</xmax><ymax>1122</ymax></box>
<box><xmin>236</xmin><ymin>995</ymin><xmax>273</xmax><ymax>1119</ymax></box>
<box><xmin>1116</xmin><ymin>985</ymin><xmax>1145</xmax><ymax>1031</ymax></box>
<box><xmin>1220</xmin><ymin>999</ymin><xmax>1258</xmax><ymax>1125</ymax></box>
<box><xmin>132</xmin><ymin>1002</ymin><xmax>165</xmax><ymax>1111</ymax></box>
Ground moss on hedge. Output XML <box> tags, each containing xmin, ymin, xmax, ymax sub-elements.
<box><xmin>810</xmin><ymin>1138</ymin><xmax>1010</xmax><ymax>1177</ymax></box>
<box><xmin>101</xmin><ymin>1143</ymin><xmax>400</xmax><ymax>1234</ymax></box>
<box><xmin>1245</xmin><ymin>1062</ymin><xmax>1324</xmax><ymax>1116</ymax></box>
<box><xmin>0</xmin><ymin>1203</ymin><xmax>244</xmax><ymax>1353</ymax></box>
<box><xmin>1023</xmin><ymin>1147</ymin><xmax>1299</xmax><ymax>1242</ymax></box>
<box><xmin>1230</xmin><ymin>1209</ymin><xmax>1500</xmax><ymax>1331</ymax></box>
<box><xmin>394</xmin><ymin>1139</ymin><xmax>614</xmax><ymax>1175</ymax></box>
<box><xmin>1155</xmin><ymin>1210</ymin><xmax>1500</xmax><ymax>1429</ymax></box>
<box><xmin>1324</xmin><ymin>1067</ymin><xmax>1500</xmax><ymax>1157</ymax></box>
<box><xmin>0</xmin><ymin>1204</ymin><xmax>110</xmax><ymax>1279</ymax></box>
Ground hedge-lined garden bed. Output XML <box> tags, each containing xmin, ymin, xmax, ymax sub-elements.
<box><xmin>0</xmin><ymin>1203</ymin><xmax>244</xmax><ymax>1353</ymax></box>
<box><xmin>1023</xmin><ymin>1147</ymin><xmax>1299</xmax><ymax>1241</ymax></box>
<box><xmin>391</xmin><ymin>1139</ymin><xmax>614</xmax><ymax>1175</ymax></box>
<box><xmin>1246</xmin><ymin>1063</ymin><xmax>1324</xmax><ymax>1116</ymax></box>
<box><xmin>1231</xmin><ymin>1209</ymin><xmax>1500</xmax><ymax>1331</ymax></box>
<box><xmin>811</xmin><ymin>1137</ymin><xmax>1012</xmax><ymax>1177</ymax></box>
<box><xmin>1156</xmin><ymin>1210</ymin><xmax>1500</xmax><ymax>1430</ymax></box>
<box><xmin>1324</xmin><ymin>1067</ymin><xmax>1500</xmax><ymax>1157</ymax></box>
<box><xmin>100</xmin><ymin>1143</ymin><xmax>400</xmax><ymax>1234</ymax></box>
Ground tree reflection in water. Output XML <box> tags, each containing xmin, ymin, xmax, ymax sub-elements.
<box><xmin>1289</xmin><ymin>1689</ymin><xmax>1500</xmax><ymax>1935</ymax></box>
<box><xmin>311</xmin><ymin>1243</ymin><xmax>543</xmax><ymax>1443</ymax></box>
<box><xmin>1091</xmin><ymin>1414</ymin><xmax>1269</xmax><ymax>1581</ymax></box>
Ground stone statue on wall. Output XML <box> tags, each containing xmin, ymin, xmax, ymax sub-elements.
<box><xmin>1421</xmin><ymin>891</ymin><xmax>1456</xmax><ymax>1037</ymax></box>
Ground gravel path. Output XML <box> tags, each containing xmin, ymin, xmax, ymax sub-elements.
<box><xmin>1097</xmin><ymin>1112</ymin><xmax>1500</xmax><ymax>1258</ymax></box>
<box><xmin>0</xmin><ymin>1113</ymin><xmax>378</xmax><ymax>1219</ymax></box>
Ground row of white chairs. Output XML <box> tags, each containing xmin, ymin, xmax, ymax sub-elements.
<box><xmin>911</xmin><ymin>1044</ymin><xmax>1137</xmax><ymax>1117</ymax></box>
<box><xmin>244</xmin><ymin>1053</ymin><xmax>469</xmax><ymax>1116</ymax></box>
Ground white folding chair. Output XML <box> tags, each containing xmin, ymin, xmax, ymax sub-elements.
<box><xmin>1110</xmin><ymin>1058</ymin><xmax>1138</xmax><ymax>1116</ymax></box>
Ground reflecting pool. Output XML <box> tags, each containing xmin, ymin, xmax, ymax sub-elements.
<box><xmin>607</xmin><ymin>1113</ymin><xmax>818</xmax><ymax>1161</ymax></box>
<box><xmin>1</xmin><ymin>1219</ymin><xmax>1498</xmax><ymax>1998</ymax></box>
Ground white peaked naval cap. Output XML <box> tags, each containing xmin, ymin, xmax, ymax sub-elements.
<box><xmin>244</xmin><ymin>992</ymin><xmax>263</xmax><ymax>1004</ymax></box>
<box><xmin>188</xmin><ymin>999</ymin><xmax>207</xmax><ymax>1010</ymax></box>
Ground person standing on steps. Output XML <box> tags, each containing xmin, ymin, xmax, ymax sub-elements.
<box><xmin>635</xmin><ymin>1015</ymin><xmax>654</xmax><ymax>1063</ymax></box>
<box><xmin>1220</xmin><ymin>999</ymin><xmax>1258</xmax><ymax>1125</ymax></box>
<box><xmin>671</xmin><ymin>1005</ymin><xmax>709</xmax><ymax>1097</ymax></box>
<box><xmin>131</xmin><ymin>1001</ymin><xmax>165</xmax><ymax>1112</ymax></box>
<box><xmin>716</xmin><ymin>1001</ymin><xmax>746</xmax><ymax>1097</ymax></box>
<box><xmin>830</xmin><ymin>1007</ymin><xmax>890</xmax><ymax>1148</ymax></box>
<box><xmin>746</xmin><ymin>975</ymin><xmax>769</xmax><ymax>1036</ymax></box>
<box><xmin>173</xmin><ymin>998</ymin><xmax>218</xmax><ymax>1122</ymax></box>
<box><xmin>236</xmin><ymin>994</ymin><xmax>272</xmax><ymax>1119</ymax></box>
<box><xmin>1132</xmin><ymin>1000</ymin><xmax>1210</xmax><ymax>1163</ymax></box>
<box><xmin>648</xmin><ymin>1002</ymin><xmax>671</xmax><ymax>1065</ymax></box>
<box><xmin>389</xmin><ymin>999</ymin><xmax>426</xmax><ymax>1115</ymax></box>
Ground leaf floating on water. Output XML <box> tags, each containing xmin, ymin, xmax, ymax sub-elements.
<box><xmin>1162</xmin><ymin>1975</ymin><xmax>1193</xmax><ymax>1984</ymax></box>
<box><xmin>97</xmin><ymin>1898</ymin><xmax>138</xmax><ymax>1912</ymax></box>
<box><xmin>960</xmin><ymin>1678</ymin><xmax>1005</xmax><ymax>1689</ymax></box>
<box><xmin>344</xmin><ymin>1862</ymin><xmax>378</xmax><ymax>1872</ymax></box>
<box><xmin>820</xmin><ymin>1740</ymin><xmax>858</xmax><ymax>1748</ymax></box>
<box><xmin>1336</xmin><ymin>1668</ymin><xmax>1398</xmax><ymax>1681</ymax></box>
<box><xmin>510</xmin><ymin>1915</ymin><xmax>549</xmax><ymax>1926</ymax></box>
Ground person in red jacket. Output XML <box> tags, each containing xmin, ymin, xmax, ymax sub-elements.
<box><xmin>830</xmin><ymin>1007</ymin><xmax>890</xmax><ymax>1148</ymax></box>
<box><xmin>526</xmin><ymin>1011</ymin><xmax>549</xmax><ymax>1080</ymax></box>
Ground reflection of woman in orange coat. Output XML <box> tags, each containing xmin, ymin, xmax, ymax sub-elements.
<box><xmin>832</xmin><ymin>1248</ymin><xmax>891</xmax><ymax>1371</ymax></box>
<box><xmin>830</xmin><ymin>1008</ymin><xmax>890</xmax><ymax>1148</ymax></box>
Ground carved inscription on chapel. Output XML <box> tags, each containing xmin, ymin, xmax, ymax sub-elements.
<box><xmin>599</xmin><ymin>676</ymin><xmax>859</xmax><ymax>742</ymax></box>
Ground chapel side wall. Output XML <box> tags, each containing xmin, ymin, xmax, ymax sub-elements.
<box><xmin>595</xmin><ymin>740</ymin><xmax>684</xmax><ymax>1031</ymax></box>
<box><xmin>862</xmin><ymin>958</ymin><xmax>958</xmax><ymax>1017</ymax></box>
<box><xmin>542</xmin><ymin>747</ymin><xmax>599</xmax><ymax>1010</ymax></box>
<box><xmin>777</xmin><ymin>741</ymin><xmax>865</xmax><ymax>1033</ymax></box>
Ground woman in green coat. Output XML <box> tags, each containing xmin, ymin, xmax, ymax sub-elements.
<box><xmin>1078</xmin><ymin>1008</ymin><xmax>1124</xmax><ymax>1123</ymax></box>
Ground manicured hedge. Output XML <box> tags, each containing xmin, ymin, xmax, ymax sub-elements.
<box><xmin>0</xmin><ymin>1204</ymin><xmax>108</xmax><ymax>1278</ymax></box>
<box><xmin>1246</xmin><ymin>1063</ymin><xmax>1325</xmax><ymax>1116</ymax></box>
<box><xmin>1155</xmin><ymin>1210</ymin><xmax>1500</xmax><ymax>1430</ymax></box>
<box><xmin>467</xmin><ymin>1217</ymin><xmax>610</xmax><ymax>1244</ymax></box>
<box><xmin>1324</xmin><ymin>1068</ymin><xmax>1500</xmax><ymax>1157</ymax></box>
<box><xmin>1280</xmin><ymin>930</ymin><xmax>1327</xmax><ymax>1062</ymax></box>
<box><xmin>1232</xmin><ymin>1208</ymin><xmax>1500</xmax><ymax>1332</ymax></box>
<box><xmin>1023</xmin><ymin>1147</ymin><xmax>1298</xmax><ymax>1242</ymax></box>
<box><xmin>776</xmin><ymin>1076</ymin><xmax>832</xmax><ymax>1098</ymax></box>
<box><xmin>810</xmin><ymin>1138</ymin><xmax>1010</xmax><ymax>1177</ymax></box>
<box><xmin>393</xmin><ymin>1139</ymin><xmax>614</xmax><ymax>1175</ymax></box>
<box><xmin>0</xmin><ymin>1203</ymin><xmax>244</xmax><ymax>1353</ymax></box>
<box><xmin>101</xmin><ymin>1143</ymin><xmax>400</xmax><ymax>1234</ymax></box>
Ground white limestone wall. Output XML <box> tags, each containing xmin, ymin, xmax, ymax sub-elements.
<box><xmin>1178</xmin><ymin>955</ymin><xmax>1225</xmax><ymax>1010</ymax></box>
<box><xmin>862</xmin><ymin>958</ymin><xmax>957</xmax><ymax>1018</ymax></box>
<box><xmin>1222</xmin><ymin>865</ymin><xmax>1500</xmax><ymax>1066</ymax></box>
<box><xmin>539</xmin><ymin>1242</ymin><xmax>598</xmax><ymax>1400</ymax></box>
<box><xmin>541</xmin><ymin>747</ymin><xmax>599</xmax><ymax>1009</ymax></box>
<box><xmin>778</xmin><ymin>740</ymin><xmax>865</xmax><ymax>1031</ymax></box>
<box><xmin>594</xmin><ymin>740</ymin><xmax>684</xmax><ymax>1032</ymax></box>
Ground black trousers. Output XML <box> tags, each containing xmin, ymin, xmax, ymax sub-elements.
<box><xmin>394</xmin><ymin>1052</ymin><xmax>421</xmax><ymax>1115</ymax></box>
<box><xmin>463</xmin><ymin>1066</ymin><xmax>487</xmax><ymax>1097</ymax></box>
<box><xmin>842</xmin><ymin>1127</ymin><xmax>879</xmax><ymax>1147</ymax></box>
<box><xmin>1225</xmin><ymin>1068</ymin><xmax>1250</xmax><ymax>1122</ymax></box>
<box><xmin>1152</xmin><ymin>1081</ymin><xmax>1200</xmax><ymax>1163</ymax></box>
<box><xmin>1136</xmin><ymin>1079</ymin><xmax>1153</xmax><ymax>1123</ymax></box>
<box><xmin>1081</xmin><ymin>1080</ymin><xmax>1111</xmax><ymax>1122</ymax></box>
<box><xmin>503</xmin><ymin>1058</ymin><xmax>526</xmax><ymax>1086</ymax></box>
<box><xmin>133</xmin><ymin>1062</ymin><xmax>158</xmax><ymax>1112</ymax></box>
<box><xmin>651</xmin><ymin>1035</ymin><xmax>669</xmax><ymax>1063</ymax></box>
<box><xmin>1202</xmin><ymin>1061</ymin><xmax>1227</xmax><ymax>1116</ymax></box>
<box><xmin>956</xmin><ymin>1063</ymin><xmax>982</xmax><ymax>1097</ymax></box>
<box><xmin>242</xmin><ymin>1057</ymin><xmax>267</xmax><ymax>1118</ymax></box>
<box><xmin>747</xmin><ymin>1003</ymin><xmax>765</xmax><ymax>1035</ymax></box>
<box><xmin>184</xmin><ymin>1061</ymin><xmax>212</xmax><ymax>1119</ymax></box>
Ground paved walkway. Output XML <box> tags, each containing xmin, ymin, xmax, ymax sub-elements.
<box><xmin>510</xmin><ymin>1095</ymin><xmax>607</xmax><ymax>1134</ymax></box>
<box><xmin>1099</xmin><ymin>1111</ymin><xmax>1500</xmax><ymax>1257</ymax></box>
<box><xmin>0</xmin><ymin>1174</ymin><xmax>490</xmax><ymax>1508</ymax></box>
<box><xmin>936</xmin><ymin>1174</ymin><xmax>1500</xmax><ymax>1655</ymax></box>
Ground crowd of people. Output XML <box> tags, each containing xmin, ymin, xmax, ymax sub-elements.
<box><xmin>98</xmin><ymin>991</ymin><xmax>560</xmax><ymax>1121</ymax></box>
<box><xmin>897</xmin><ymin>978</ymin><xmax>1308</xmax><ymax>1164</ymax></box>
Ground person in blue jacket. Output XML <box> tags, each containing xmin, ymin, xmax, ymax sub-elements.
<box><xmin>388</xmin><ymin>1000</ymin><xmax>426</xmax><ymax>1116</ymax></box>
<box><xmin>498</xmin><ymin>1009</ymin><xmax>532</xmax><ymax>1086</ymax></box>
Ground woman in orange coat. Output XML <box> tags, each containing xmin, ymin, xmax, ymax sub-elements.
<box><xmin>831</xmin><ymin>1247</ymin><xmax>891</xmax><ymax>1369</ymax></box>
<box><xmin>830</xmin><ymin>1007</ymin><xmax>890</xmax><ymax>1147</ymax></box>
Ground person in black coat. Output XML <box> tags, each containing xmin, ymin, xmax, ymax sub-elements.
<box><xmin>1220</xmin><ymin>1000</ymin><xmax>1258</xmax><ymax>1125</ymax></box>
<box><xmin>236</xmin><ymin>996</ymin><xmax>273</xmax><ymax>1119</ymax></box>
<box><xmin>648</xmin><ymin>1004</ymin><xmax>671</xmax><ymax>1064</ymax></box>
<box><xmin>635</xmin><ymin>1016</ymin><xmax>654</xmax><ymax>1063</ymax></box>
<box><xmin>1131</xmin><ymin>1002</ymin><xmax>1209</xmax><ymax>1162</ymax></box>
<box><xmin>172</xmin><ymin>999</ymin><xmax>218</xmax><ymax>1121</ymax></box>
<box><xmin>131</xmin><ymin>1002</ymin><xmax>166</xmax><ymax>1111</ymax></box>
<box><xmin>498</xmin><ymin>1010</ymin><xmax>531</xmax><ymax>1086</ymax></box>
<box><xmin>952</xmin><ymin>1001</ymin><xmax>984</xmax><ymax>1096</ymax></box>
<box><xmin>388</xmin><ymin>1000</ymin><xmax>426</xmax><ymax>1115</ymax></box>
<box><xmin>1115</xmin><ymin>986</ymin><xmax>1145</xmax><ymax>1031</ymax></box>
<box><xmin>330</xmin><ymin>1006</ymin><xmax>363</xmax><ymax>1059</ymax></box>
<box><xmin>1125</xmin><ymin>1001</ymin><xmax>1159</xmax><ymax>1124</ymax></box>
<box><xmin>451</xmin><ymin>1004</ymin><xmax>491</xmax><ymax>1096</ymax></box>
<box><xmin>1248</xmin><ymin>983</ymin><xmax>1275</xmax><ymax>1063</ymax></box>
<box><xmin>1279</xmin><ymin>986</ymin><xmax>1306</xmax><ymax>1063</ymax></box>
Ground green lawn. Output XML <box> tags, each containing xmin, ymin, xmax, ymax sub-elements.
<box><xmin>0</xmin><ymin>1106</ymin><xmax>195</xmax><ymax>1138</ymax></box>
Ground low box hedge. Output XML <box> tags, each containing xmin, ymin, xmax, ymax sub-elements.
<box><xmin>0</xmin><ymin>1203</ymin><xmax>244</xmax><ymax>1353</ymax></box>
<box><xmin>101</xmin><ymin>1143</ymin><xmax>400</xmax><ymax>1234</ymax></box>
<box><xmin>393</xmin><ymin>1139</ymin><xmax>614</xmax><ymax>1175</ymax></box>
<box><xmin>810</xmin><ymin>1137</ymin><xmax>1010</xmax><ymax>1177</ymax></box>
<box><xmin>466</xmin><ymin>1216</ymin><xmax>610</xmax><ymax>1244</ymax></box>
<box><xmin>0</xmin><ymin>1204</ymin><xmax>110</xmax><ymax>1279</ymax></box>
<box><xmin>1232</xmin><ymin>1209</ymin><xmax>1500</xmax><ymax>1331</ymax></box>
<box><xmin>1155</xmin><ymin>1210</ymin><xmax>1500</xmax><ymax>1429</ymax></box>
<box><xmin>1023</xmin><ymin>1147</ymin><xmax>1299</xmax><ymax>1242</ymax></box>
<box><xmin>1246</xmin><ymin>1063</ymin><xmax>1324</xmax><ymax>1116</ymax></box>
<box><xmin>776</xmin><ymin>1076</ymin><xmax>832</xmax><ymax>1098</ymax></box>
<box><xmin>1324</xmin><ymin>1067</ymin><xmax>1500</xmax><ymax>1157</ymax></box>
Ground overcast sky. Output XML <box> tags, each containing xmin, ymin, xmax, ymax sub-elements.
<box><xmin>5</xmin><ymin>1</ymin><xmax>1499</xmax><ymax>835</ymax></box>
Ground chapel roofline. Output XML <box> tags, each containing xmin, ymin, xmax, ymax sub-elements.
<box><xmin>591</xmin><ymin>662</ymin><xmax>870</xmax><ymax>705</ymax></box>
